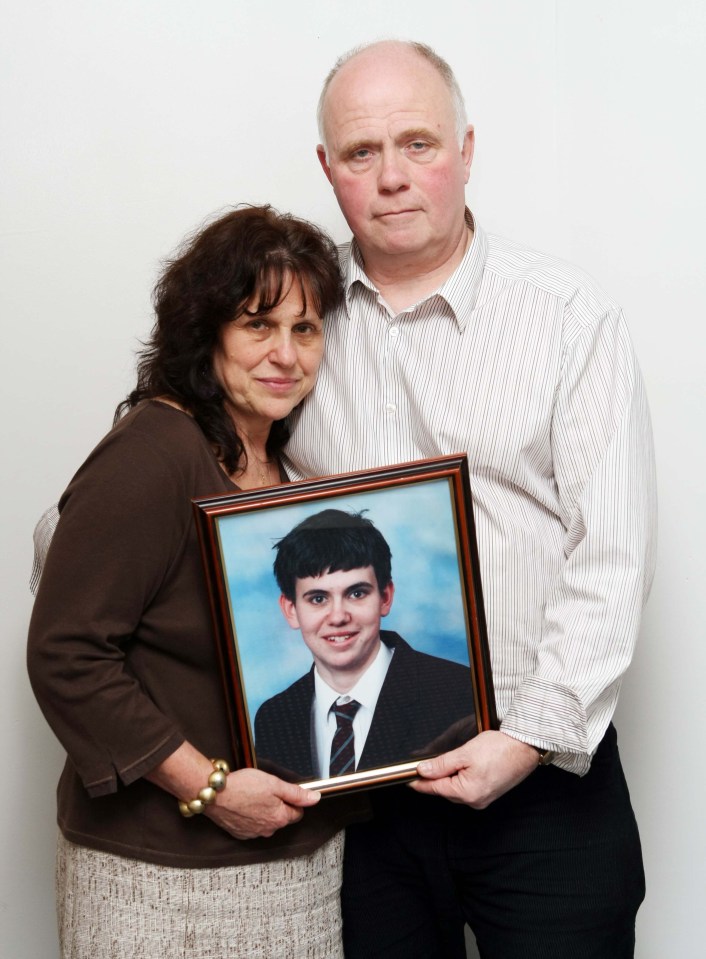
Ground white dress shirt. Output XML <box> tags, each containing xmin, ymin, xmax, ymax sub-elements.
<box><xmin>285</xmin><ymin>216</ymin><xmax>657</xmax><ymax>775</ymax></box>
<box><xmin>313</xmin><ymin>640</ymin><xmax>394</xmax><ymax>778</ymax></box>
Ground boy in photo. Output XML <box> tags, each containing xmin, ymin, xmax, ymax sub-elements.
<box><xmin>254</xmin><ymin>509</ymin><xmax>476</xmax><ymax>780</ymax></box>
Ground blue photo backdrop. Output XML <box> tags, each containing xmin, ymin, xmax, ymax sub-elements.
<box><xmin>215</xmin><ymin>477</ymin><xmax>472</xmax><ymax>725</ymax></box>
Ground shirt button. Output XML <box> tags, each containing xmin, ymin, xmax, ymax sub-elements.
<box><xmin>384</xmin><ymin>402</ymin><xmax>397</xmax><ymax>414</ymax></box>
<box><xmin>389</xmin><ymin>326</ymin><xmax>400</xmax><ymax>338</ymax></box>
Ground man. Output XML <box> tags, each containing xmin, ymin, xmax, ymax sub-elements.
<box><xmin>255</xmin><ymin>508</ymin><xmax>476</xmax><ymax>781</ymax></box>
<box><xmin>284</xmin><ymin>40</ymin><xmax>656</xmax><ymax>959</ymax></box>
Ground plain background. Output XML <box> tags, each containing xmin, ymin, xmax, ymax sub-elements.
<box><xmin>2</xmin><ymin>2</ymin><xmax>704</xmax><ymax>956</ymax></box>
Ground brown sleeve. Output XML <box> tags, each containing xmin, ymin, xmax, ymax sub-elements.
<box><xmin>27</xmin><ymin>417</ymin><xmax>189</xmax><ymax>797</ymax></box>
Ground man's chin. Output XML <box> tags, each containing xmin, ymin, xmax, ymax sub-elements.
<box><xmin>370</xmin><ymin>231</ymin><xmax>430</xmax><ymax>258</ymax></box>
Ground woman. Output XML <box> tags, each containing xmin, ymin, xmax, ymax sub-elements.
<box><xmin>27</xmin><ymin>206</ymin><xmax>363</xmax><ymax>958</ymax></box>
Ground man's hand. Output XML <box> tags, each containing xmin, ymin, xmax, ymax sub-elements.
<box><xmin>409</xmin><ymin>730</ymin><xmax>540</xmax><ymax>809</ymax></box>
<box><xmin>207</xmin><ymin>768</ymin><xmax>321</xmax><ymax>840</ymax></box>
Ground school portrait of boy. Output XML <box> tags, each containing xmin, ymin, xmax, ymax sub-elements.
<box><xmin>253</xmin><ymin>506</ymin><xmax>478</xmax><ymax>782</ymax></box>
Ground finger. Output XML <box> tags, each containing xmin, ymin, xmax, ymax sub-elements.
<box><xmin>409</xmin><ymin>774</ymin><xmax>449</xmax><ymax>795</ymax></box>
<box><xmin>277</xmin><ymin>782</ymin><xmax>321</xmax><ymax>807</ymax></box>
<box><xmin>409</xmin><ymin>776</ymin><xmax>470</xmax><ymax>805</ymax></box>
<box><xmin>408</xmin><ymin>778</ymin><xmax>438</xmax><ymax>795</ymax></box>
<box><xmin>262</xmin><ymin>803</ymin><xmax>304</xmax><ymax>833</ymax></box>
<box><xmin>285</xmin><ymin>806</ymin><xmax>305</xmax><ymax>825</ymax></box>
<box><xmin>416</xmin><ymin>749</ymin><xmax>466</xmax><ymax>780</ymax></box>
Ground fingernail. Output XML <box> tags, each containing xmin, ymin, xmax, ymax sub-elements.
<box><xmin>417</xmin><ymin>761</ymin><xmax>431</xmax><ymax>774</ymax></box>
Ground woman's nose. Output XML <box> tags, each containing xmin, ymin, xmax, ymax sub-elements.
<box><xmin>269</xmin><ymin>331</ymin><xmax>297</xmax><ymax>366</ymax></box>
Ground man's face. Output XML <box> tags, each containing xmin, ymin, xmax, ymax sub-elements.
<box><xmin>317</xmin><ymin>44</ymin><xmax>474</xmax><ymax>272</ymax></box>
<box><xmin>279</xmin><ymin>566</ymin><xmax>394</xmax><ymax>691</ymax></box>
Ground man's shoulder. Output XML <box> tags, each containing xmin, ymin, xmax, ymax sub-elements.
<box><xmin>484</xmin><ymin>230</ymin><xmax>621</xmax><ymax>322</ymax></box>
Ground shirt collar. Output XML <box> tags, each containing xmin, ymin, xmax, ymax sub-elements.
<box><xmin>342</xmin><ymin>209</ymin><xmax>488</xmax><ymax>332</ymax></box>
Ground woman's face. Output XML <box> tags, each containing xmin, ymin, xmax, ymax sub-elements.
<box><xmin>212</xmin><ymin>277</ymin><xmax>324</xmax><ymax>435</ymax></box>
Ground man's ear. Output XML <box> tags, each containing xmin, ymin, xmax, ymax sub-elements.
<box><xmin>317</xmin><ymin>144</ymin><xmax>334</xmax><ymax>185</ymax></box>
<box><xmin>279</xmin><ymin>593</ymin><xmax>301</xmax><ymax>629</ymax></box>
<box><xmin>462</xmin><ymin>125</ymin><xmax>475</xmax><ymax>185</ymax></box>
<box><xmin>380</xmin><ymin>581</ymin><xmax>395</xmax><ymax>617</ymax></box>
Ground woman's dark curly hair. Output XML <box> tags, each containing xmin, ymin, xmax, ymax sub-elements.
<box><xmin>115</xmin><ymin>205</ymin><xmax>344</xmax><ymax>473</ymax></box>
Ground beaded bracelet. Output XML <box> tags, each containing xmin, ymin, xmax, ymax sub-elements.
<box><xmin>178</xmin><ymin>758</ymin><xmax>231</xmax><ymax>817</ymax></box>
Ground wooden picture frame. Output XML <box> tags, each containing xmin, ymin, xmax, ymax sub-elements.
<box><xmin>193</xmin><ymin>454</ymin><xmax>496</xmax><ymax>795</ymax></box>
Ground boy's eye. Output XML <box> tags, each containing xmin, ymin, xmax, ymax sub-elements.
<box><xmin>348</xmin><ymin>587</ymin><xmax>370</xmax><ymax>600</ymax></box>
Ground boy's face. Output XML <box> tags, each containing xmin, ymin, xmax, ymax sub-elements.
<box><xmin>279</xmin><ymin>565</ymin><xmax>394</xmax><ymax>691</ymax></box>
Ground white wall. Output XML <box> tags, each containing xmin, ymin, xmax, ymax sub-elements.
<box><xmin>2</xmin><ymin>2</ymin><xmax>704</xmax><ymax>955</ymax></box>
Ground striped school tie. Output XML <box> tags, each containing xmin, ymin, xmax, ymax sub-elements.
<box><xmin>329</xmin><ymin>699</ymin><xmax>361</xmax><ymax>776</ymax></box>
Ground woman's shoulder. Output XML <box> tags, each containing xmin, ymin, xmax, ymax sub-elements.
<box><xmin>65</xmin><ymin>399</ymin><xmax>225</xmax><ymax>506</ymax></box>
<box><xmin>115</xmin><ymin>398</ymin><xmax>197</xmax><ymax>439</ymax></box>
<box><xmin>106</xmin><ymin>400</ymin><xmax>209</xmax><ymax>467</ymax></box>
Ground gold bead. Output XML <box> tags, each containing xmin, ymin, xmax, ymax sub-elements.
<box><xmin>178</xmin><ymin>759</ymin><xmax>231</xmax><ymax>819</ymax></box>
<box><xmin>208</xmin><ymin>769</ymin><xmax>227</xmax><ymax>792</ymax></box>
<box><xmin>178</xmin><ymin>801</ymin><xmax>195</xmax><ymax>818</ymax></box>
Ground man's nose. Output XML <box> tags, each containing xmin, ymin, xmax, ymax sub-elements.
<box><xmin>377</xmin><ymin>148</ymin><xmax>409</xmax><ymax>192</ymax></box>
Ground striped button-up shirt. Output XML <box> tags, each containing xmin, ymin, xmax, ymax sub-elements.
<box><xmin>284</xmin><ymin>218</ymin><xmax>657</xmax><ymax>775</ymax></box>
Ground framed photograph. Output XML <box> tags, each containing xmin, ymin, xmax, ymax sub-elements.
<box><xmin>193</xmin><ymin>454</ymin><xmax>496</xmax><ymax>796</ymax></box>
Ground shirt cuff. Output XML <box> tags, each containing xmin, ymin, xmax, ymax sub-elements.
<box><xmin>499</xmin><ymin>677</ymin><xmax>592</xmax><ymax>776</ymax></box>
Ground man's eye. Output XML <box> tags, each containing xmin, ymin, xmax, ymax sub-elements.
<box><xmin>408</xmin><ymin>141</ymin><xmax>428</xmax><ymax>152</ymax></box>
<box><xmin>349</xmin><ymin>588</ymin><xmax>369</xmax><ymax>600</ymax></box>
<box><xmin>308</xmin><ymin>595</ymin><xmax>326</xmax><ymax>605</ymax></box>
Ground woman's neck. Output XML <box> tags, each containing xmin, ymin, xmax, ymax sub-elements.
<box><xmin>153</xmin><ymin>397</ymin><xmax>277</xmax><ymax>489</ymax></box>
<box><xmin>233</xmin><ymin>427</ymin><xmax>278</xmax><ymax>490</ymax></box>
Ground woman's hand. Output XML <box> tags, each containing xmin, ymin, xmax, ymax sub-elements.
<box><xmin>146</xmin><ymin>741</ymin><xmax>320</xmax><ymax>841</ymax></box>
<box><xmin>206</xmin><ymin>767</ymin><xmax>320</xmax><ymax>840</ymax></box>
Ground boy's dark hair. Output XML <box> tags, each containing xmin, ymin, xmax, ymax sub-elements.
<box><xmin>273</xmin><ymin>509</ymin><xmax>392</xmax><ymax>601</ymax></box>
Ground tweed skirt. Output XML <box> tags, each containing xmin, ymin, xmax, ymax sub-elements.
<box><xmin>56</xmin><ymin>831</ymin><xmax>345</xmax><ymax>959</ymax></box>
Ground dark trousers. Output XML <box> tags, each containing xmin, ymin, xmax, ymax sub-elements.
<box><xmin>341</xmin><ymin>725</ymin><xmax>644</xmax><ymax>959</ymax></box>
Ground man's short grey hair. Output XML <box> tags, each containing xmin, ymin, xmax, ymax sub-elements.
<box><xmin>317</xmin><ymin>40</ymin><xmax>468</xmax><ymax>157</ymax></box>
